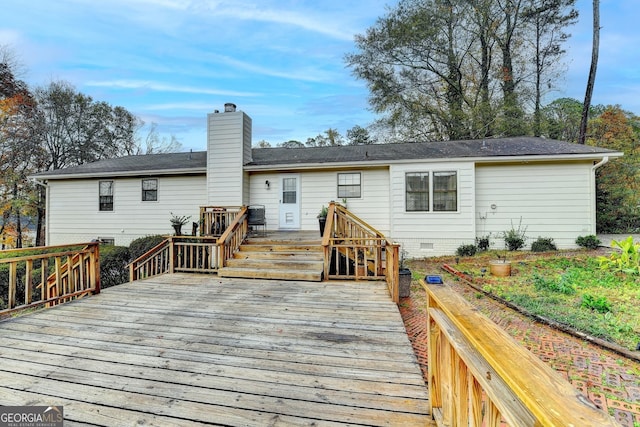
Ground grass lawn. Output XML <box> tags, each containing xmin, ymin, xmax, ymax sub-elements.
<box><xmin>409</xmin><ymin>249</ymin><xmax>640</xmax><ymax>351</ymax></box>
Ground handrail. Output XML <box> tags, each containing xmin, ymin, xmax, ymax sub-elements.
<box><xmin>129</xmin><ymin>238</ymin><xmax>171</xmax><ymax>281</ymax></box>
<box><xmin>217</xmin><ymin>206</ymin><xmax>249</xmax><ymax>268</ymax></box>
<box><xmin>199</xmin><ymin>206</ymin><xmax>243</xmax><ymax>237</ymax></box>
<box><xmin>322</xmin><ymin>202</ymin><xmax>400</xmax><ymax>303</ymax></box>
<box><xmin>422</xmin><ymin>279</ymin><xmax>618</xmax><ymax>427</ymax></box>
<box><xmin>1</xmin><ymin>242</ymin><xmax>100</xmax><ymax>317</ymax></box>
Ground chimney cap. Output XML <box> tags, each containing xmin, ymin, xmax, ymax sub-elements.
<box><xmin>224</xmin><ymin>103</ymin><xmax>237</xmax><ymax>112</ymax></box>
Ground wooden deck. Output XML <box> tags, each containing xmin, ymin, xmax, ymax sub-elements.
<box><xmin>0</xmin><ymin>274</ymin><xmax>432</xmax><ymax>426</ymax></box>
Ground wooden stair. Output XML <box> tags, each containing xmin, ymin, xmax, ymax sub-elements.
<box><xmin>218</xmin><ymin>234</ymin><xmax>324</xmax><ymax>281</ymax></box>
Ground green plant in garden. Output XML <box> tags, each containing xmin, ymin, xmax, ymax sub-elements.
<box><xmin>532</xmin><ymin>273</ymin><xmax>576</xmax><ymax>295</ymax></box>
<box><xmin>581</xmin><ymin>294</ymin><xmax>612</xmax><ymax>314</ymax></box>
<box><xmin>531</xmin><ymin>237</ymin><xmax>557</xmax><ymax>252</ymax></box>
<box><xmin>598</xmin><ymin>236</ymin><xmax>640</xmax><ymax>275</ymax></box>
<box><xmin>475</xmin><ymin>234</ymin><xmax>491</xmax><ymax>251</ymax></box>
<box><xmin>502</xmin><ymin>218</ymin><xmax>527</xmax><ymax>251</ymax></box>
<box><xmin>456</xmin><ymin>244</ymin><xmax>477</xmax><ymax>257</ymax></box>
<box><xmin>576</xmin><ymin>235</ymin><xmax>601</xmax><ymax>249</ymax></box>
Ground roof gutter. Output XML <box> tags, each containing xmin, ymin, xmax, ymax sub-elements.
<box><xmin>591</xmin><ymin>156</ymin><xmax>609</xmax><ymax>172</ymax></box>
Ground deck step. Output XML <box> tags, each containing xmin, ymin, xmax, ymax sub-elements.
<box><xmin>225</xmin><ymin>258</ymin><xmax>324</xmax><ymax>270</ymax></box>
<box><xmin>221</xmin><ymin>235</ymin><xmax>324</xmax><ymax>282</ymax></box>
<box><xmin>218</xmin><ymin>267</ymin><xmax>322</xmax><ymax>282</ymax></box>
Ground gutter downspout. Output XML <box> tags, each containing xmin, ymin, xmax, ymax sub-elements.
<box><xmin>590</xmin><ymin>157</ymin><xmax>609</xmax><ymax>235</ymax></box>
<box><xmin>30</xmin><ymin>178</ymin><xmax>49</xmax><ymax>246</ymax></box>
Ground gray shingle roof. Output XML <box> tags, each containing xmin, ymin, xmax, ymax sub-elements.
<box><xmin>248</xmin><ymin>137</ymin><xmax>619</xmax><ymax>166</ymax></box>
<box><xmin>33</xmin><ymin>151</ymin><xmax>207</xmax><ymax>179</ymax></box>
<box><xmin>33</xmin><ymin>137</ymin><xmax>619</xmax><ymax>179</ymax></box>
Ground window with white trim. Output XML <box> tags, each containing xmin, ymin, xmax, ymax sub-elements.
<box><xmin>405</xmin><ymin>171</ymin><xmax>457</xmax><ymax>212</ymax></box>
<box><xmin>99</xmin><ymin>180</ymin><xmax>114</xmax><ymax>211</ymax></box>
<box><xmin>337</xmin><ymin>172</ymin><xmax>361</xmax><ymax>198</ymax></box>
<box><xmin>142</xmin><ymin>178</ymin><xmax>158</xmax><ymax>201</ymax></box>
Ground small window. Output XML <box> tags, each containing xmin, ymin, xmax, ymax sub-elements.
<box><xmin>98</xmin><ymin>237</ymin><xmax>115</xmax><ymax>245</ymax></box>
<box><xmin>282</xmin><ymin>177</ymin><xmax>297</xmax><ymax>204</ymax></box>
<box><xmin>99</xmin><ymin>181</ymin><xmax>114</xmax><ymax>211</ymax></box>
<box><xmin>433</xmin><ymin>171</ymin><xmax>457</xmax><ymax>211</ymax></box>
<box><xmin>142</xmin><ymin>178</ymin><xmax>158</xmax><ymax>201</ymax></box>
<box><xmin>337</xmin><ymin>173</ymin><xmax>361</xmax><ymax>198</ymax></box>
<box><xmin>406</xmin><ymin>173</ymin><xmax>429</xmax><ymax>211</ymax></box>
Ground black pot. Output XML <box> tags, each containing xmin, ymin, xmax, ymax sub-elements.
<box><xmin>318</xmin><ymin>217</ymin><xmax>327</xmax><ymax>237</ymax></box>
<box><xmin>399</xmin><ymin>268</ymin><xmax>412</xmax><ymax>298</ymax></box>
<box><xmin>172</xmin><ymin>224</ymin><xmax>183</xmax><ymax>236</ymax></box>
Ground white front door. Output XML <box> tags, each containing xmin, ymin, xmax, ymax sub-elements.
<box><xmin>279</xmin><ymin>174</ymin><xmax>301</xmax><ymax>229</ymax></box>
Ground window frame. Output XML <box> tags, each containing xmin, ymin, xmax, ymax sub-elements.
<box><xmin>142</xmin><ymin>178</ymin><xmax>158</xmax><ymax>202</ymax></box>
<box><xmin>99</xmin><ymin>180</ymin><xmax>114</xmax><ymax>212</ymax></box>
<box><xmin>405</xmin><ymin>170</ymin><xmax>458</xmax><ymax>213</ymax></box>
<box><xmin>337</xmin><ymin>172</ymin><xmax>362</xmax><ymax>199</ymax></box>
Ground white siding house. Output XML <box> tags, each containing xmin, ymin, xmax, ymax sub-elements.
<box><xmin>33</xmin><ymin>105</ymin><xmax>623</xmax><ymax>256</ymax></box>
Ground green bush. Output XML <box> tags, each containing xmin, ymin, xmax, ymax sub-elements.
<box><xmin>575</xmin><ymin>235</ymin><xmax>601</xmax><ymax>249</ymax></box>
<box><xmin>475</xmin><ymin>234</ymin><xmax>491</xmax><ymax>251</ymax></box>
<box><xmin>502</xmin><ymin>218</ymin><xmax>527</xmax><ymax>251</ymax></box>
<box><xmin>598</xmin><ymin>236</ymin><xmax>640</xmax><ymax>275</ymax></box>
<box><xmin>456</xmin><ymin>244</ymin><xmax>477</xmax><ymax>257</ymax></box>
<box><xmin>100</xmin><ymin>245</ymin><xmax>131</xmax><ymax>289</ymax></box>
<box><xmin>532</xmin><ymin>273</ymin><xmax>576</xmax><ymax>295</ymax></box>
<box><xmin>128</xmin><ymin>235</ymin><xmax>166</xmax><ymax>261</ymax></box>
<box><xmin>581</xmin><ymin>294</ymin><xmax>612</xmax><ymax>314</ymax></box>
<box><xmin>531</xmin><ymin>237</ymin><xmax>557</xmax><ymax>252</ymax></box>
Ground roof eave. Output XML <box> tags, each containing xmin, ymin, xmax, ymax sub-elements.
<box><xmin>31</xmin><ymin>167</ymin><xmax>207</xmax><ymax>181</ymax></box>
<box><xmin>243</xmin><ymin>152</ymin><xmax>623</xmax><ymax>171</ymax></box>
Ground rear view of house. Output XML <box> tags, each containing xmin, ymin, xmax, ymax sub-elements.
<box><xmin>32</xmin><ymin>104</ymin><xmax>622</xmax><ymax>256</ymax></box>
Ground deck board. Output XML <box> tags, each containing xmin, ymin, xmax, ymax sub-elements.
<box><xmin>0</xmin><ymin>274</ymin><xmax>432</xmax><ymax>426</ymax></box>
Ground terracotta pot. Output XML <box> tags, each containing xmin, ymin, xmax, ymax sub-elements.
<box><xmin>489</xmin><ymin>260</ymin><xmax>511</xmax><ymax>277</ymax></box>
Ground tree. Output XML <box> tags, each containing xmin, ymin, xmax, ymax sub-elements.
<box><xmin>587</xmin><ymin>106</ymin><xmax>640</xmax><ymax>232</ymax></box>
<box><xmin>346</xmin><ymin>0</ymin><xmax>577</xmax><ymax>141</ymax></box>
<box><xmin>305</xmin><ymin>129</ymin><xmax>344</xmax><ymax>147</ymax></box>
<box><xmin>34</xmin><ymin>80</ymin><xmax>138</xmax><ymax>170</ymax></box>
<box><xmin>278</xmin><ymin>140</ymin><xmax>304</xmax><ymax>148</ymax></box>
<box><xmin>579</xmin><ymin>0</ymin><xmax>599</xmax><ymax>144</ymax></box>
<box><xmin>346</xmin><ymin>125</ymin><xmax>374</xmax><ymax>145</ymax></box>
<box><xmin>522</xmin><ymin>0</ymin><xmax>578</xmax><ymax>136</ymax></box>
<box><xmin>256</xmin><ymin>140</ymin><xmax>272</xmax><ymax>148</ymax></box>
<box><xmin>0</xmin><ymin>63</ymin><xmax>44</xmax><ymax>248</ymax></box>
<box><xmin>542</xmin><ymin>97</ymin><xmax>582</xmax><ymax>141</ymax></box>
<box><xmin>138</xmin><ymin>122</ymin><xmax>182</xmax><ymax>154</ymax></box>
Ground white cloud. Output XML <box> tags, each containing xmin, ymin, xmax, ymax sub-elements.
<box><xmin>84</xmin><ymin>80</ymin><xmax>261</xmax><ymax>97</ymax></box>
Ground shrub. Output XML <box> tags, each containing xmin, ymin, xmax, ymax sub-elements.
<box><xmin>598</xmin><ymin>236</ymin><xmax>640</xmax><ymax>275</ymax></box>
<box><xmin>502</xmin><ymin>218</ymin><xmax>527</xmax><ymax>251</ymax></box>
<box><xmin>100</xmin><ymin>245</ymin><xmax>131</xmax><ymax>289</ymax></box>
<box><xmin>128</xmin><ymin>235</ymin><xmax>166</xmax><ymax>261</ymax></box>
<box><xmin>581</xmin><ymin>293</ymin><xmax>612</xmax><ymax>314</ymax></box>
<box><xmin>531</xmin><ymin>237</ymin><xmax>557</xmax><ymax>252</ymax></box>
<box><xmin>475</xmin><ymin>234</ymin><xmax>491</xmax><ymax>251</ymax></box>
<box><xmin>575</xmin><ymin>235</ymin><xmax>601</xmax><ymax>249</ymax></box>
<box><xmin>456</xmin><ymin>244</ymin><xmax>477</xmax><ymax>257</ymax></box>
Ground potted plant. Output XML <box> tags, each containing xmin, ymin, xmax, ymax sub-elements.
<box><xmin>170</xmin><ymin>213</ymin><xmax>191</xmax><ymax>236</ymax></box>
<box><xmin>489</xmin><ymin>252</ymin><xmax>511</xmax><ymax>277</ymax></box>
<box><xmin>399</xmin><ymin>248</ymin><xmax>412</xmax><ymax>297</ymax></box>
<box><xmin>317</xmin><ymin>205</ymin><xmax>328</xmax><ymax>237</ymax></box>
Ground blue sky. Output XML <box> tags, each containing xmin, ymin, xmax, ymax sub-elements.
<box><xmin>2</xmin><ymin>0</ymin><xmax>638</xmax><ymax>152</ymax></box>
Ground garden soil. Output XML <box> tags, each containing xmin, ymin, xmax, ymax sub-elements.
<box><xmin>400</xmin><ymin>268</ymin><xmax>640</xmax><ymax>427</ymax></box>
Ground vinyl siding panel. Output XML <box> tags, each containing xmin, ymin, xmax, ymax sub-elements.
<box><xmin>389</xmin><ymin>162</ymin><xmax>476</xmax><ymax>257</ymax></box>
<box><xmin>47</xmin><ymin>175</ymin><xmax>206</xmax><ymax>246</ymax></box>
<box><xmin>475</xmin><ymin>162</ymin><xmax>595</xmax><ymax>249</ymax></box>
<box><xmin>248</xmin><ymin>168</ymin><xmax>390</xmax><ymax>233</ymax></box>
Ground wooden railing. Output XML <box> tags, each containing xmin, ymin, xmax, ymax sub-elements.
<box><xmin>322</xmin><ymin>202</ymin><xmax>400</xmax><ymax>302</ymax></box>
<box><xmin>422</xmin><ymin>279</ymin><xmax>618</xmax><ymax>427</ymax></box>
<box><xmin>129</xmin><ymin>206</ymin><xmax>249</xmax><ymax>282</ymax></box>
<box><xmin>217</xmin><ymin>206</ymin><xmax>248</xmax><ymax>268</ymax></box>
<box><xmin>0</xmin><ymin>243</ymin><xmax>100</xmax><ymax>317</ymax></box>
<box><xmin>199</xmin><ymin>206</ymin><xmax>243</xmax><ymax>237</ymax></box>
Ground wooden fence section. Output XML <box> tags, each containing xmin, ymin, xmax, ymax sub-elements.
<box><xmin>322</xmin><ymin>202</ymin><xmax>399</xmax><ymax>302</ymax></box>
<box><xmin>130</xmin><ymin>207</ymin><xmax>249</xmax><ymax>282</ymax></box>
<box><xmin>199</xmin><ymin>206</ymin><xmax>243</xmax><ymax>237</ymax></box>
<box><xmin>422</xmin><ymin>279</ymin><xmax>618</xmax><ymax>427</ymax></box>
<box><xmin>0</xmin><ymin>243</ymin><xmax>100</xmax><ymax>317</ymax></box>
